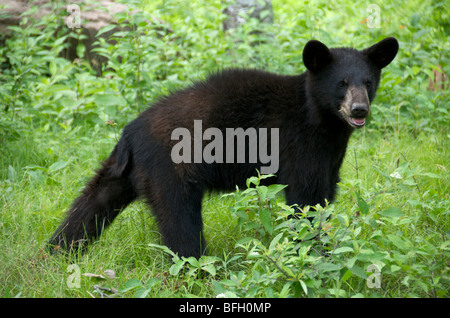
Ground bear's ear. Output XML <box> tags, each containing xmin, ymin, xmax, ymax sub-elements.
<box><xmin>303</xmin><ymin>40</ymin><xmax>332</xmax><ymax>73</ymax></box>
<box><xmin>363</xmin><ymin>37</ymin><xmax>399</xmax><ymax>69</ymax></box>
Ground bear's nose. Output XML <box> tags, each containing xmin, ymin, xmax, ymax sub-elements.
<box><xmin>350</xmin><ymin>103</ymin><xmax>369</xmax><ymax>118</ymax></box>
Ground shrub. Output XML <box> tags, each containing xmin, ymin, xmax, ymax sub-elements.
<box><xmin>137</xmin><ymin>172</ymin><xmax>448</xmax><ymax>298</ymax></box>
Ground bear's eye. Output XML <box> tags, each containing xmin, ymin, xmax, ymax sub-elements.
<box><xmin>338</xmin><ymin>79</ymin><xmax>348</xmax><ymax>88</ymax></box>
<box><xmin>365</xmin><ymin>79</ymin><xmax>372</xmax><ymax>88</ymax></box>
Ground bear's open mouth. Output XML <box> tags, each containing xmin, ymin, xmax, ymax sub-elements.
<box><xmin>349</xmin><ymin>117</ymin><xmax>366</xmax><ymax>127</ymax></box>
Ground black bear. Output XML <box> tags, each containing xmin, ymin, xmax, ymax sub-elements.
<box><xmin>48</xmin><ymin>37</ymin><xmax>399</xmax><ymax>258</ymax></box>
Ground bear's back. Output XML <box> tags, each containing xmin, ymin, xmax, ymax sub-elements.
<box><xmin>145</xmin><ymin>69</ymin><xmax>305</xmax><ymax>132</ymax></box>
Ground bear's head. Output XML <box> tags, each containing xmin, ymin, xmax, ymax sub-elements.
<box><xmin>303</xmin><ymin>37</ymin><xmax>399</xmax><ymax>128</ymax></box>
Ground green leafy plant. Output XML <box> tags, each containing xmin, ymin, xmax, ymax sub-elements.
<box><xmin>0</xmin><ymin>0</ymin><xmax>448</xmax><ymax>298</ymax></box>
<box><xmin>210</xmin><ymin>172</ymin><xmax>449</xmax><ymax>298</ymax></box>
<box><xmin>222</xmin><ymin>172</ymin><xmax>287</xmax><ymax>240</ymax></box>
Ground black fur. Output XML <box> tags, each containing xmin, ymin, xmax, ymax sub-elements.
<box><xmin>48</xmin><ymin>38</ymin><xmax>398</xmax><ymax>258</ymax></box>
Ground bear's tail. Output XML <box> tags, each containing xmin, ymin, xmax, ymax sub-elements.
<box><xmin>47</xmin><ymin>137</ymin><xmax>137</xmax><ymax>253</ymax></box>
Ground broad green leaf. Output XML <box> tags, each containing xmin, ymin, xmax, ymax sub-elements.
<box><xmin>49</xmin><ymin>60</ymin><xmax>57</xmax><ymax>77</ymax></box>
<box><xmin>185</xmin><ymin>256</ymin><xmax>199</xmax><ymax>267</ymax></box>
<box><xmin>269</xmin><ymin>232</ymin><xmax>284</xmax><ymax>250</ymax></box>
<box><xmin>76</xmin><ymin>43</ymin><xmax>85</xmax><ymax>59</ymax></box>
<box><xmin>356</xmin><ymin>251</ymin><xmax>386</xmax><ymax>262</ymax></box>
<box><xmin>266</xmin><ymin>184</ymin><xmax>287</xmax><ymax>197</ymax></box>
<box><xmin>145</xmin><ymin>278</ymin><xmax>161</xmax><ymax>289</ymax></box>
<box><xmin>355</xmin><ymin>191</ymin><xmax>369</xmax><ymax>215</ymax></box>
<box><xmin>135</xmin><ymin>288</ymin><xmax>150</xmax><ymax>298</ymax></box>
<box><xmin>337</xmin><ymin>214</ymin><xmax>350</xmax><ymax>227</ymax></box>
<box><xmin>296</xmin><ymin>226</ymin><xmax>310</xmax><ymax>240</ymax></box>
<box><xmin>220</xmin><ymin>279</ymin><xmax>237</xmax><ymax>287</ymax></box>
<box><xmin>48</xmin><ymin>161</ymin><xmax>68</xmax><ymax>173</ymax></box>
<box><xmin>202</xmin><ymin>264</ymin><xmax>216</xmax><ymax>276</ymax></box>
<box><xmin>246</xmin><ymin>176</ymin><xmax>260</xmax><ymax>187</ymax></box>
<box><xmin>257</xmin><ymin>186</ymin><xmax>268</xmax><ymax>201</ymax></box>
<box><xmin>96</xmin><ymin>24</ymin><xmax>117</xmax><ymax>37</ymax></box>
<box><xmin>378</xmin><ymin>207</ymin><xmax>404</xmax><ymax>218</ymax></box>
<box><xmin>119</xmin><ymin>279</ymin><xmax>143</xmax><ymax>293</ymax></box>
<box><xmin>259</xmin><ymin>208</ymin><xmax>273</xmax><ymax>234</ymax></box>
<box><xmin>317</xmin><ymin>263</ymin><xmax>341</xmax><ymax>272</ymax></box>
<box><xmin>94</xmin><ymin>93</ymin><xmax>119</xmax><ymax>106</ymax></box>
<box><xmin>169</xmin><ymin>259</ymin><xmax>186</xmax><ymax>276</ymax></box>
<box><xmin>333</xmin><ymin>246</ymin><xmax>354</xmax><ymax>254</ymax></box>
<box><xmin>341</xmin><ymin>269</ymin><xmax>353</xmax><ymax>283</ymax></box>
<box><xmin>43</xmin><ymin>84</ymin><xmax>76</xmax><ymax>96</ymax></box>
<box><xmin>386</xmin><ymin>234</ymin><xmax>410</xmax><ymax>249</ymax></box>
<box><xmin>299</xmin><ymin>280</ymin><xmax>308</xmax><ymax>295</ymax></box>
<box><xmin>349</xmin><ymin>265</ymin><xmax>368</xmax><ymax>279</ymax></box>
<box><xmin>391</xmin><ymin>265</ymin><xmax>402</xmax><ymax>272</ymax></box>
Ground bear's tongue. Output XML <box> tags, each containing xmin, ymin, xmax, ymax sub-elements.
<box><xmin>350</xmin><ymin>118</ymin><xmax>365</xmax><ymax>127</ymax></box>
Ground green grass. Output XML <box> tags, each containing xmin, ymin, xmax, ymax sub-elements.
<box><xmin>0</xmin><ymin>0</ymin><xmax>449</xmax><ymax>298</ymax></box>
<box><xmin>1</xmin><ymin>127</ymin><xmax>447</xmax><ymax>298</ymax></box>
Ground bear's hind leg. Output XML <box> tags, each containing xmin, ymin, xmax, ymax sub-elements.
<box><xmin>148</xmin><ymin>182</ymin><xmax>206</xmax><ymax>259</ymax></box>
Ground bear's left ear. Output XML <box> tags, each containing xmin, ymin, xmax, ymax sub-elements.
<box><xmin>363</xmin><ymin>37</ymin><xmax>399</xmax><ymax>69</ymax></box>
<box><xmin>303</xmin><ymin>40</ymin><xmax>332</xmax><ymax>73</ymax></box>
